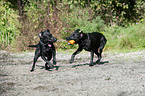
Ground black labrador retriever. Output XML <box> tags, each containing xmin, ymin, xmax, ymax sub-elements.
<box><xmin>28</xmin><ymin>29</ymin><xmax>57</xmax><ymax>72</ymax></box>
<box><xmin>66</xmin><ymin>29</ymin><xmax>107</xmax><ymax>66</ymax></box>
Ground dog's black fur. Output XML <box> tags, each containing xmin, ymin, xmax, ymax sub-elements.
<box><xmin>28</xmin><ymin>29</ymin><xmax>57</xmax><ymax>72</ymax></box>
<box><xmin>66</xmin><ymin>29</ymin><xmax>107</xmax><ymax>66</ymax></box>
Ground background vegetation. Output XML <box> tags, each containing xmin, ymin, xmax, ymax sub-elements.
<box><xmin>0</xmin><ymin>0</ymin><xmax>145</xmax><ymax>52</ymax></box>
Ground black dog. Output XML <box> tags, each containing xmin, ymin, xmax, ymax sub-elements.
<box><xmin>28</xmin><ymin>29</ymin><xmax>57</xmax><ymax>72</ymax></box>
<box><xmin>66</xmin><ymin>29</ymin><xmax>107</xmax><ymax>66</ymax></box>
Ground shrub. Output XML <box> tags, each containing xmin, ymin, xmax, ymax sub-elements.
<box><xmin>0</xmin><ymin>1</ymin><xmax>19</xmax><ymax>49</ymax></box>
<box><xmin>61</xmin><ymin>7</ymin><xmax>105</xmax><ymax>33</ymax></box>
<box><xmin>105</xmin><ymin>22</ymin><xmax>145</xmax><ymax>50</ymax></box>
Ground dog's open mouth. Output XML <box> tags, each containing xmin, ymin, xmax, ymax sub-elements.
<box><xmin>48</xmin><ymin>44</ymin><xmax>52</xmax><ymax>47</ymax></box>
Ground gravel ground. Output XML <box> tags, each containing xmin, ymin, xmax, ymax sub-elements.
<box><xmin>0</xmin><ymin>50</ymin><xmax>145</xmax><ymax>96</ymax></box>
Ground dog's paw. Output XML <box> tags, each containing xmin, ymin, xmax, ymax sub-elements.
<box><xmin>70</xmin><ymin>58</ymin><xmax>74</xmax><ymax>63</ymax></box>
<box><xmin>46</xmin><ymin>64</ymin><xmax>54</xmax><ymax>70</ymax></box>
<box><xmin>49</xmin><ymin>65</ymin><xmax>54</xmax><ymax>69</ymax></box>
<box><xmin>89</xmin><ymin>63</ymin><xmax>94</xmax><ymax>66</ymax></box>
<box><xmin>53</xmin><ymin>61</ymin><xmax>56</xmax><ymax>65</ymax></box>
<box><xmin>30</xmin><ymin>69</ymin><xmax>34</xmax><ymax>72</ymax></box>
<box><xmin>45</xmin><ymin>67</ymin><xmax>50</xmax><ymax>70</ymax></box>
<box><xmin>70</xmin><ymin>60</ymin><xmax>73</xmax><ymax>64</ymax></box>
<box><xmin>96</xmin><ymin>59</ymin><xmax>100</xmax><ymax>64</ymax></box>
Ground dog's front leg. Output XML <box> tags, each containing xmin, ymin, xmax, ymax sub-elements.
<box><xmin>90</xmin><ymin>51</ymin><xmax>94</xmax><ymax>66</ymax></box>
<box><xmin>41</xmin><ymin>56</ymin><xmax>53</xmax><ymax>69</ymax></box>
<box><xmin>70</xmin><ymin>47</ymin><xmax>83</xmax><ymax>63</ymax></box>
<box><xmin>52</xmin><ymin>49</ymin><xmax>56</xmax><ymax>65</ymax></box>
<box><xmin>30</xmin><ymin>49</ymin><xmax>40</xmax><ymax>72</ymax></box>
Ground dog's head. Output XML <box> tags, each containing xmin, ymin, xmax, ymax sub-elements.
<box><xmin>39</xmin><ymin>29</ymin><xmax>57</xmax><ymax>43</ymax></box>
<box><xmin>66</xmin><ymin>29</ymin><xmax>84</xmax><ymax>44</ymax></box>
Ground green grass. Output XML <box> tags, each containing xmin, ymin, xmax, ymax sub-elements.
<box><xmin>104</xmin><ymin>23</ymin><xmax>145</xmax><ymax>51</ymax></box>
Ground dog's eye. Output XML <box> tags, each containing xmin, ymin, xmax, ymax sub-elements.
<box><xmin>47</xmin><ymin>34</ymin><xmax>52</xmax><ymax>37</ymax></box>
<box><xmin>72</xmin><ymin>34</ymin><xmax>75</xmax><ymax>36</ymax></box>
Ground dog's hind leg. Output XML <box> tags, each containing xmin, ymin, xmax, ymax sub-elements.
<box><xmin>45</xmin><ymin>63</ymin><xmax>49</xmax><ymax>70</ymax></box>
<box><xmin>95</xmin><ymin>49</ymin><xmax>102</xmax><ymax>64</ymax></box>
<box><xmin>89</xmin><ymin>51</ymin><xmax>94</xmax><ymax>66</ymax></box>
<box><xmin>96</xmin><ymin>41</ymin><xmax>105</xmax><ymax>64</ymax></box>
<box><xmin>45</xmin><ymin>56</ymin><xmax>53</xmax><ymax>70</ymax></box>
<box><xmin>41</xmin><ymin>56</ymin><xmax>53</xmax><ymax>69</ymax></box>
<box><xmin>96</xmin><ymin>37</ymin><xmax>107</xmax><ymax>64</ymax></box>
<box><xmin>52</xmin><ymin>49</ymin><xmax>56</xmax><ymax>65</ymax></box>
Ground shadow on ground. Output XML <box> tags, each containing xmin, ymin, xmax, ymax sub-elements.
<box><xmin>71</xmin><ymin>61</ymin><xmax>109</xmax><ymax>68</ymax></box>
<box><xmin>36</xmin><ymin>60</ymin><xmax>109</xmax><ymax>71</ymax></box>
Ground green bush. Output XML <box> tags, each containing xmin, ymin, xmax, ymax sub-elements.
<box><xmin>0</xmin><ymin>1</ymin><xmax>19</xmax><ymax>49</ymax></box>
<box><xmin>61</xmin><ymin>7</ymin><xmax>105</xmax><ymax>33</ymax></box>
<box><xmin>105</xmin><ymin>22</ymin><xmax>145</xmax><ymax>50</ymax></box>
<box><xmin>119</xmin><ymin>23</ymin><xmax>145</xmax><ymax>49</ymax></box>
<box><xmin>0</xmin><ymin>0</ymin><xmax>144</xmax><ymax>52</ymax></box>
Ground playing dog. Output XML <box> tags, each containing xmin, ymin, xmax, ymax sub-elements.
<box><xmin>28</xmin><ymin>29</ymin><xmax>57</xmax><ymax>72</ymax></box>
<box><xmin>66</xmin><ymin>29</ymin><xmax>107</xmax><ymax>66</ymax></box>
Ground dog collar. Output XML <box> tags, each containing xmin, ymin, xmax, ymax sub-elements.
<box><xmin>40</xmin><ymin>40</ymin><xmax>50</xmax><ymax>46</ymax></box>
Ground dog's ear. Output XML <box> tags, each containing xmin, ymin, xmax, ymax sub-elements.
<box><xmin>79</xmin><ymin>31</ymin><xmax>83</xmax><ymax>37</ymax></box>
<box><xmin>38</xmin><ymin>31</ymin><xmax>43</xmax><ymax>38</ymax></box>
<box><xmin>47</xmin><ymin>29</ymin><xmax>50</xmax><ymax>32</ymax></box>
<box><xmin>78</xmin><ymin>29</ymin><xmax>83</xmax><ymax>37</ymax></box>
<box><xmin>78</xmin><ymin>29</ymin><xmax>83</xmax><ymax>33</ymax></box>
<box><xmin>75</xmin><ymin>29</ymin><xmax>80</xmax><ymax>33</ymax></box>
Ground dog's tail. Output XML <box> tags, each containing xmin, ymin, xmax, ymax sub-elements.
<box><xmin>28</xmin><ymin>45</ymin><xmax>38</xmax><ymax>47</ymax></box>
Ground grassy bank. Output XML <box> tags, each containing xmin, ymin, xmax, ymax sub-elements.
<box><xmin>105</xmin><ymin>23</ymin><xmax>145</xmax><ymax>51</ymax></box>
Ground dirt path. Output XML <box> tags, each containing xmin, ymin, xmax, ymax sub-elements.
<box><xmin>0</xmin><ymin>50</ymin><xmax>145</xmax><ymax>96</ymax></box>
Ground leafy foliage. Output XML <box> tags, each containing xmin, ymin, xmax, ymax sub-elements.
<box><xmin>0</xmin><ymin>0</ymin><xmax>19</xmax><ymax>49</ymax></box>
<box><xmin>68</xmin><ymin>0</ymin><xmax>145</xmax><ymax>26</ymax></box>
<box><xmin>105</xmin><ymin>22</ymin><xmax>145</xmax><ymax>50</ymax></box>
<box><xmin>0</xmin><ymin>0</ymin><xmax>145</xmax><ymax>51</ymax></box>
<box><xmin>60</xmin><ymin>7</ymin><xmax>105</xmax><ymax>33</ymax></box>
